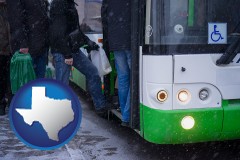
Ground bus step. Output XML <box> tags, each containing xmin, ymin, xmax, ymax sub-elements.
<box><xmin>108</xmin><ymin>109</ymin><xmax>122</xmax><ymax>121</ymax></box>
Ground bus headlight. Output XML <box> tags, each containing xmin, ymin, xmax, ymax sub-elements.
<box><xmin>199</xmin><ymin>89</ymin><xmax>209</xmax><ymax>101</ymax></box>
<box><xmin>157</xmin><ymin>90</ymin><xmax>168</xmax><ymax>102</ymax></box>
<box><xmin>178</xmin><ymin>90</ymin><xmax>191</xmax><ymax>103</ymax></box>
<box><xmin>181</xmin><ymin>116</ymin><xmax>195</xmax><ymax>130</ymax></box>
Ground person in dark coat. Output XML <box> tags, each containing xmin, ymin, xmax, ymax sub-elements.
<box><xmin>6</xmin><ymin>0</ymin><xmax>49</xmax><ymax>78</ymax></box>
<box><xmin>101</xmin><ymin>0</ymin><xmax>131</xmax><ymax>127</ymax></box>
<box><xmin>0</xmin><ymin>0</ymin><xmax>11</xmax><ymax>115</ymax></box>
<box><xmin>49</xmin><ymin>0</ymin><xmax>113</xmax><ymax>114</ymax></box>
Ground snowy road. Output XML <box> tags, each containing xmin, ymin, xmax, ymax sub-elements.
<box><xmin>1</xmin><ymin>92</ymin><xmax>240</xmax><ymax>160</ymax></box>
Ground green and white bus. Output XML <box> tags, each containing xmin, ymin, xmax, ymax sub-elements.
<box><xmin>71</xmin><ymin>0</ymin><xmax>240</xmax><ymax>144</ymax></box>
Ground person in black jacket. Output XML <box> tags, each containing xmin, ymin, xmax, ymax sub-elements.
<box><xmin>0</xmin><ymin>0</ymin><xmax>11</xmax><ymax>115</ymax></box>
<box><xmin>101</xmin><ymin>0</ymin><xmax>131</xmax><ymax>127</ymax></box>
<box><xmin>6</xmin><ymin>0</ymin><xmax>49</xmax><ymax>78</ymax></box>
<box><xmin>49</xmin><ymin>0</ymin><xmax>113</xmax><ymax>114</ymax></box>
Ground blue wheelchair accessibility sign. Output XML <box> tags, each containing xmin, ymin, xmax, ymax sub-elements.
<box><xmin>208</xmin><ymin>23</ymin><xmax>227</xmax><ymax>44</ymax></box>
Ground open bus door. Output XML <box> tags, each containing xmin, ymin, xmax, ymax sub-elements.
<box><xmin>107</xmin><ymin>0</ymin><xmax>145</xmax><ymax>130</ymax></box>
<box><xmin>71</xmin><ymin>0</ymin><xmax>143</xmax><ymax>130</ymax></box>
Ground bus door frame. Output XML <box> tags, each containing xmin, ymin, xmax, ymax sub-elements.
<box><xmin>130</xmin><ymin>0</ymin><xmax>145</xmax><ymax>129</ymax></box>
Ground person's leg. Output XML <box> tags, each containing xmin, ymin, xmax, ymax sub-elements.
<box><xmin>72</xmin><ymin>51</ymin><xmax>106</xmax><ymax>110</ymax></box>
<box><xmin>114</xmin><ymin>50</ymin><xmax>131</xmax><ymax>123</ymax></box>
<box><xmin>0</xmin><ymin>56</ymin><xmax>8</xmax><ymax>115</ymax></box>
<box><xmin>32</xmin><ymin>51</ymin><xmax>48</xmax><ymax>79</ymax></box>
<box><xmin>52</xmin><ymin>53</ymin><xmax>71</xmax><ymax>85</ymax></box>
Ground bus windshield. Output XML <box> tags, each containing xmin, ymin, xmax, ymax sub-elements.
<box><xmin>145</xmin><ymin>0</ymin><xmax>240</xmax><ymax>45</ymax></box>
<box><xmin>76</xmin><ymin>0</ymin><xmax>103</xmax><ymax>33</ymax></box>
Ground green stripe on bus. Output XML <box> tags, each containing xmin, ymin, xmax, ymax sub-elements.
<box><xmin>188</xmin><ymin>0</ymin><xmax>194</xmax><ymax>27</ymax></box>
<box><xmin>222</xmin><ymin>100</ymin><xmax>240</xmax><ymax>139</ymax></box>
<box><xmin>140</xmin><ymin>104</ymin><xmax>144</xmax><ymax>137</ymax></box>
<box><xmin>140</xmin><ymin>100</ymin><xmax>240</xmax><ymax>144</ymax></box>
<box><xmin>141</xmin><ymin>104</ymin><xmax>223</xmax><ymax>144</ymax></box>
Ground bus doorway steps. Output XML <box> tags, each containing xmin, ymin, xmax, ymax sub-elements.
<box><xmin>108</xmin><ymin>109</ymin><xmax>122</xmax><ymax>121</ymax></box>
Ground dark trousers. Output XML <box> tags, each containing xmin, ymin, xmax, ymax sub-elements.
<box><xmin>53</xmin><ymin>50</ymin><xmax>106</xmax><ymax>109</ymax></box>
<box><xmin>0</xmin><ymin>55</ymin><xmax>11</xmax><ymax>104</ymax></box>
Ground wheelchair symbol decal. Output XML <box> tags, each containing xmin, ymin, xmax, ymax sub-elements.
<box><xmin>211</xmin><ymin>25</ymin><xmax>224</xmax><ymax>42</ymax></box>
<box><xmin>208</xmin><ymin>23</ymin><xmax>227</xmax><ymax>44</ymax></box>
